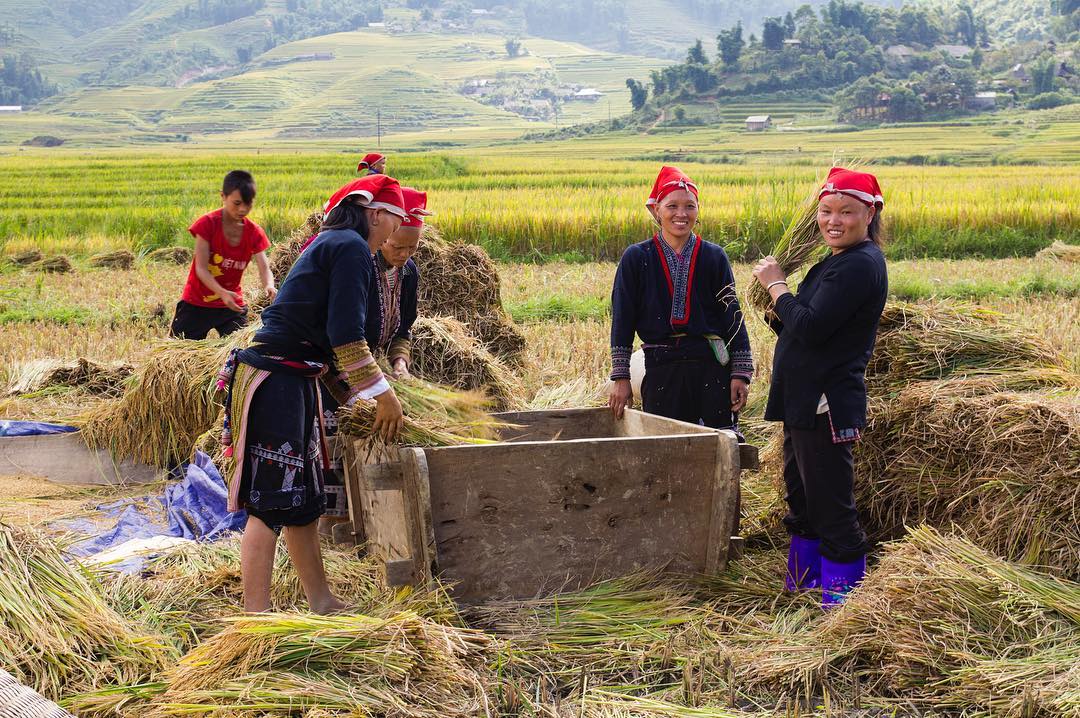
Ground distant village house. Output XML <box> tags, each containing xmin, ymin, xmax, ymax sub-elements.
<box><xmin>572</xmin><ymin>88</ymin><xmax>603</xmax><ymax>101</ymax></box>
<box><xmin>885</xmin><ymin>45</ymin><xmax>915</xmax><ymax>62</ymax></box>
<box><xmin>0</xmin><ymin>105</ymin><xmax>22</xmax><ymax>113</ymax></box>
<box><xmin>934</xmin><ymin>44</ymin><xmax>972</xmax><ymax>59</ymax></box>
<box><xmin>968</xmin><ymin>91</ymin><xmax>997</xmax><ymax>111</ymax></box>
<box><xmin>745</xmin><ymin>115</ymin><xmax>771</xmax><ymax>131</ymax></box>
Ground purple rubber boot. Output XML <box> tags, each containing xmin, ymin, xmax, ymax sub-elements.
<box><xmin>821</xmin><ymin>555</ymin><xmax>866</xmax><ymax>608</ymax></box>
<box><xmin>784</xmin><ymin>536</ymin><xmax>822</xmax><ymax>591</ymax></box>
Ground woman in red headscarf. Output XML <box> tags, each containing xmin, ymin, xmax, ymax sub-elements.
<box><xmin>751</xmin><ymin>167</ymin><xmax>888</xmax><ymax>608</ymax></box>
<box><xmin>609</xmin><ymin>166</ymin><xmax>753</xmax><ymax>431</ymax></box>
<box><xmin>358</xmin><ymin>153</ymin><xmax>387</xmax><ymax>175</ymax></box>
<box><xmin>217</xmin><ymin>173</ymin><xmax>407</xmax><ymax>614</ymax></box>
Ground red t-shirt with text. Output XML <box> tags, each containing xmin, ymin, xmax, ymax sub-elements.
<box><xmin>180</xmin><ymin>210</ymin><xmax>270</xmax><ymax>308</ymax></box>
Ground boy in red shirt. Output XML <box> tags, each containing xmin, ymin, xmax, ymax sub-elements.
<box><xmin>170</xmin><ymin>170</ymin><xmax>276</xmax><ymax>340</ymax></box>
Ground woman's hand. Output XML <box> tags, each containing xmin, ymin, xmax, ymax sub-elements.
<box><xmin>608</xmin><ymin>378</ymin><xmax>633</xmax><ymax>420</ymax></box>
<box><xmin>731</xmin><ymin>378</ymin><xmax>749</xmax><ymax>413</ymax></box>
<box><xmin>752</xmin><ymin>256</ymin><xmax>786</xmax><ymax>288</ymax></box>
<box><xmin>372</xmin><ymin>388</ymin><xmax>404</xmax><ymax>442</ymax></box>
<box><xmin>390</xmin><ymin>358</ymin><xmax>410</xmax><ymax>380</ymax></box>
<box><xmin>220</xmin><ymin>290</ymin><xmax>243</xmax><ymax>313</ymax></box>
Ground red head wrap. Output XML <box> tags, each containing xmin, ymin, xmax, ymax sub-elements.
<box><xmin>357</xmin><ymin>153</ymin><xmax>386</xmax><ymax>173</ymax></box>
<box><xmin>399</xmin><ymin>187</ymin><xmax>432</xmax><ymax>228</ymax></box>
<box><xmin>323</xmin><ymin>175</ymin><xmax>406</xmax><ymax>219</ymax></box>
<box><xmin>819</xmin><ymin>167</ymin><xmax>884</xmax><ymax>208</ymax></box>
<box><xmin>646</xmin><ymin>166</ymin><xmax>699</xmax><ymax>208</ymax></box>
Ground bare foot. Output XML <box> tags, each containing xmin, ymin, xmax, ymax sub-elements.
<box><xmin>311</xmin><ymin>595</ymin><xmax>350</xmax><ymax>615</ymax></box>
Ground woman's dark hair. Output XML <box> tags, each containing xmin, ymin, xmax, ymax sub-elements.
<box><xmin>321</xmin><ymin>199</ymin><xmax>370</xmax><ymax>238</ymax></box>
<box><xmin>868</xmin><ymin>209</ymin><xmax>886</xmax><ymax>247</ymax></box>
<box><xmin>222</xmin><ymin>170</ymin><xmax>256</xmax><ymax>204</ymax></box>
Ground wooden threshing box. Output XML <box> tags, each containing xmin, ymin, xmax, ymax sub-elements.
<box><xmin>344</xmin><ymin>408</ymin><xmax>757</xmax><ymax>603</ymax></box>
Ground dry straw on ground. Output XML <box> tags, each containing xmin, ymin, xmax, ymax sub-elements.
<box><xmin>743</xmin><ymin>526</ymin><xmax>1080</xmax><ymax>716</ymax></box>
<box><xmin>30</xmin><ymin>255</ymin><xmax>73</xmax><ymax>274</ymax></box>
<box><xmin>0</xmin><ymin>524</ymin><xmax>169</xmax><ymax>702</ymax></box>
<box><xmin>6</xmin><ymin>358</ymin><xmax>133</xmax><ymax>397</ymax></box>
<box><xmin>88</xmin><ymin>250</ymin><xmax>136</xmax><ymax>270</ymax></box>
<box><xmin>1036</xmin><ymin>240</ymin><xmax>1080</xmax><ymax>263</ymax></box>
<box><xmin>8</xmin><ymin>248</ymin><xmax>43</xmax><ymax>266</ymax></box>
<box><xmin>146</xmin><ymin>246</ymin><xmax>193</xmax><ymax>265</ymax></box>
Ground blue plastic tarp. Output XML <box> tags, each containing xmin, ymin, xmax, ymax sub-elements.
<box><xmin>0</xmin><ymin>420</ymin><xmax>77</xmax><ymax>436</ymax></box>
<box><xmin>56</xmin><ymin>450</ymin><xmax>246</xmax><ymax>571</ymax></box>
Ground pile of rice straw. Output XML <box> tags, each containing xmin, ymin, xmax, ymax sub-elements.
<box><xmin>867</xmin><ymin>301</ymin><xmax>1072</xmax><ymax>390</ymax></box>
<box><xmin>857</xmin><ymin>383</ymin><xmax>1080</xmax><ymax>577</ymax></box>
<box><xmin>1036</xmin><ymin>240</ymin><xmax>1080</xmax><ymax>263</ymax></box>
<box><xmin>8</xmin><ymin>248</ymin><xmax>43</xmax><ymax>266</ymax></box>
<box><xmin>6</xmin><ymin>357</ymin><xmax>133</xmax><ymax>397</ymax></box>
<box><xmin>410</xmin><ymin>316</ymin><xmax>521</xmax><ymax>409</ymax></box>
<box><xmin>88</xmin><ymin>250</ymin><xmax>136</xmax><ymax>270</ymax></box>
<box><xmin>269</xmin><ymin>211</ymin><xmax>323</xmax><ymax>285</ymax></box>
<box><xmin>414</xmin><ymin>225</ymin><xmax>527</xmax><ymax>364</ymax></box>
<box><xmin>0</xmin><ymin>525</ymin><xmax>169</xmax><ymax>703</ymax></box>
<box><xmin>146</xmin><ymin>246</ymin><xmax>193</xmax><ymax>265</ymax></box>
<box><xmin>112</xmin><ymin>612</ymin><xmax>492</xmax><ymax>718</ymax></box>
<box><xmin>77</xmin><ymin>332</ymin><xmax>249</xmax><ymax>468</ymax></box>
<box><xmin>30</xmin><ymin>255</ymin><xmax>73</xmax><ymax>273</ymax></box>
<box><xmin>744</xmin><ymin>526</ymin><xmax>1080</xmax><ymax>716</ymax></box>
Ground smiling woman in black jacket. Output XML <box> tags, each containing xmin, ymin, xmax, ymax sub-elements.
<box><xmin>752</xmin><ymin>167</ymin><xmax>888</xmax><ymax>608</ymax></box>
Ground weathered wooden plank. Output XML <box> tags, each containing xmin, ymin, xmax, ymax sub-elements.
<box><xmin>360</xmin><ymin>462</ymin><xmax>404</xmax><ymax>491</ymax></box>
<box><xmin>739</xmin><ymin>443</ymin><xmax>760</xmax><ymax>471</ymax></box>
<box><xmin>614</xmin><ymin>409</ymin><xmax>715</xmax><ymax>438</ymax></box>
<box><xmin>705</xmin><ymin>430</ymin><xmax>741</xmax><ymax>575</ymax></box>
<box><xmin>492</xmin><ymin>408</ymin><xmax>614</xmax><ymax>442</ymax></box>
<box><xmin>400</xmin><ymin>448</ymin><xmax>437</xmax><ymax>587</ymax></box>
<box><xmin>422</xmin><ymin>433</ymin><xmax>720</xmax><ymax>602</ymax></box>
<box><xmin>384</xmin><ymin>559</ymin><xmax>415</xmax><ymax>587</ymax></box>
<box><xmin>0</xmin><ymin>432</ymin><xmax>162</xmax><ymax>486</ymax></box>
<box><xmin>341</xmin><ymin>440</ymin><xmax>367</xmax><ymax>546</ymax></box>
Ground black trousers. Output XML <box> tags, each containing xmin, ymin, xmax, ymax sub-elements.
<box><xmin>641</xmin><ymin>357</ymin><xmax>734</xmax><ymax>430</ymax></box>
<box><xmin>170</xmin><ymin>300</ymin><xmax>248</xmax><ymax>340</ymax></box>
<box><xmin>782</xmin><ymin>414</ymin><xmax>868</xmax><ymax>563</ymax></box>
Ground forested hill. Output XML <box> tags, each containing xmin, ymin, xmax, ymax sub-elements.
<box><xmin>620</xmin><ymin>0</ymin><xmax>1078</xmax><ymax>127</ymax></box>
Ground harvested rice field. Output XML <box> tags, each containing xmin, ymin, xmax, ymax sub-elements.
<box><xmin>0</xmin><ymin>162</ymin><xmax>1078</xmax><ymax>717</ymax></box>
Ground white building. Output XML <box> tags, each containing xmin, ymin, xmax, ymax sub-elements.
<box><xmin>968</xmin><ymin>91</ymin><xmax>998</xmax><ymax>110</ymax></box>
<box><xmin>0</xmin><ymin>106</ymin><xmax>22</xmax><ymax>113</ymax></box>
<box><xmin>572</xmin><ymin>88</ymin><xmax>603</xmax><ymax>101</ymax></box>
<box><xmin>745</xmin><ymin>115</ymin><xmax>771</xmax><ymax>131</ymax></box>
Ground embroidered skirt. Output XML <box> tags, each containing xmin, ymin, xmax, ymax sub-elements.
<box><xmin>233</xmin><ymin>369</ymin><xmax>326</xmax><ymax>532</ymax></box>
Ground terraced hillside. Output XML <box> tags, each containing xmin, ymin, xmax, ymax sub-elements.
<box><xmin>5</xmin><ymin>31</ymin><xmax>667</xmax><ymax>143</ymax></box>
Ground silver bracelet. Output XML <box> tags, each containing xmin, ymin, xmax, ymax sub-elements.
<box><xmin>765</xmin><ymin>280</ymin><xmax>789</xmax><ymax>292</ymax></box>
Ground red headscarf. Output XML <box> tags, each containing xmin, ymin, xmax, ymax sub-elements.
<box><xmin>646</xmin><ymin>166</ymin><xmax>699</xmax><ymax>208</ymax></box>
<box><xmin>819</xmin><ymin>167</ymin><xmax>884</xmax><ymax>209</ymax></box>
<box><xmin>357</xmin><ymin>152</ymin><xmax>386</xmax><ymax>173</ymax></box>
<box><xmin>399</xmin><ymin>187</ymin><xmax>432</xmax><ymax>228</ymax></box>
<box><xmin>323</xmin><ymin>175</ymin><xmax>406</xmax><ymax>219</ymax></box>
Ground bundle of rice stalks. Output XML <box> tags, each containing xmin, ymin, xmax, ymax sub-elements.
<box><xmin>746</xmin><ymin>526</ymin><xmax>1080</xmax><ymax>716</ymax></box>
<box><xmin>146</xmin><ymin>246</ymin><xmax>193</xmax><ymax>265</ymax></box>
<box><xmin>472</xmin><ymin>573</ymin><xmax>706</xmax><ymax>691</ymax></box>
<box><xmin>7</xmin><ymin>357</ymin><xmax>133</xmax><ymax>397</ymax></box>
<box><xmin>868</xmin><ymin>301</ymin><xmax>1069</xmax><ymax>390</ymax></box>
<box><xmin>139</xmin><ymin>611</ymin><xmax>491</xmax><ymax>717</ymax></box>
<box><xmin>269</xmin><ymin>211</ymin><xmax>323</xmax><ymax>285</ymax></box>
<box><xmin>89</xmin><ymin>249</ymin><xmax>136</xmax><ymax>270</ymax></box>
<box><xmin>744</xmin><ymin>175</ymin><xmax>827</xmax><ymax>320</ymax></box>
<box><xmin>337</xmin><ymin>395</ymin><xmax>498</xmax><ymax>450</ymax></box>
<box><xmin>78</xmin><ymin>331</ymin><xmax>253</xmax><ymax>468</ymax></box>
<box><xmin>0</xmin><ymin>525</ymin><xmax>170</xmax><ymax>702</ymax></box>
<box><xmin>8</xmin><ymin>248</ymin><xmax>43</xmax><ymax>265</ymax></box>
<box><xmin>30</xmin><ymin>255</ymin><xmax>73</xmax><ymax>273</ymax></box>
<box><xmin>1036</xmin><ymin>240</ymin><xmax>1080</xmax><ymax>263</ymax></box>
<box><xmin>415</xmin><ymin>227</ymin><xmax>527</xmax><ymax>363</ymax></box>
<box><xmin>856</xmin><ymin>384</ymin><xmax>1080</xmax><ymax>577</ymax></box>
<box><xmin>411</xmin><ymin>316</ymin><xmax>521</xmax><ymax>409</ymax></box>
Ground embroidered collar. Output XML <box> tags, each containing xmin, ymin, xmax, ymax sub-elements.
<box><xmin>652</xmin><ymin>232</ymin><xmax>701</xmax><ymax>327</ymax></box>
